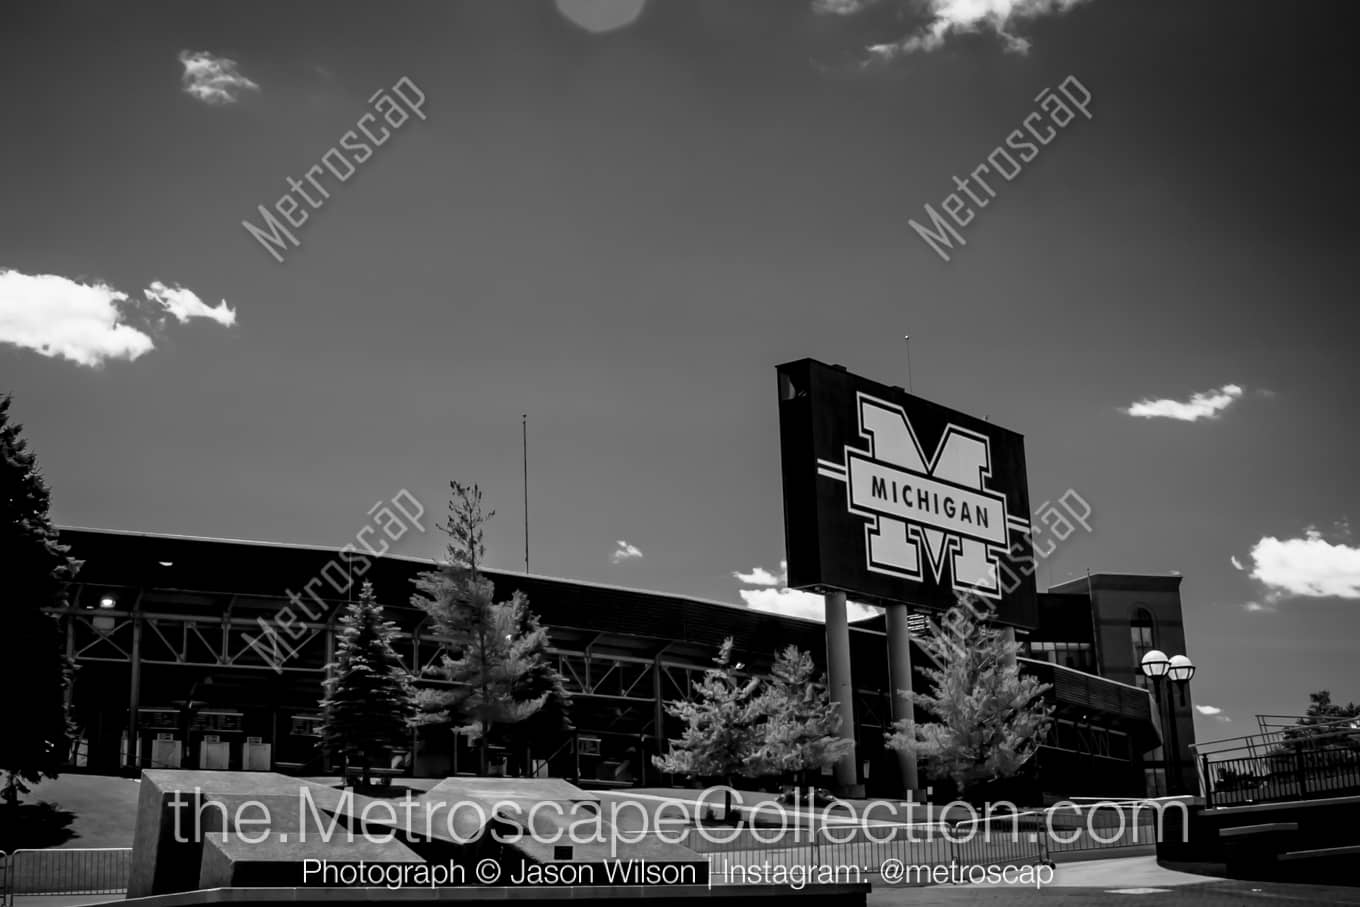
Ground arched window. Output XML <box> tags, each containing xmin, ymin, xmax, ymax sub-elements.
<box><xmin>1130</xmin><ymin>607</ymin><xmax>1156</xmax><ymax>686</ymax></box>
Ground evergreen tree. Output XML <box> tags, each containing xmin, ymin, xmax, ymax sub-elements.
<box><xmin>1299</xmin><ymin>690</ymin><xmax>1360</xmax><ymax>727</ymax></box>
<box><xmin>1276</xmin><ymin>690</ymin><xmax>1360</xmax><ymax>759</ymax></box>
<box><xmin>652</xmin><ymin>637</ymin><xmax>762</xmax><ymax>818</ymax></box>
<box><xmin>319</xmin><ymin>581</ymin><xmax>416</xmax><ymax>786</ymax></box>
<box><xmin>0</xmin><ymin>394</ymin><xmax>78</xmax><ymax>806</ymax></box>
<box><xmin>502</xmin><ymin>606</ymin><xmax>574</xmax><ymax>777</ymax></box>
<box><xmin>887</xmin><ymin>596</ymin><xmax>1053</xmax><ymax>797</ymax></box>
<box><xmin>748</xmin><ymin>645</ymin><xmax>853</xmax><ymax>789</ymax></box>
<box><xmin>411</xmin><ymin>482</ymin><xmax>552</xmax><ymax>774</ymax></box>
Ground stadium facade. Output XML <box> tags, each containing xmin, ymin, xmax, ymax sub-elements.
<box><xmin>51</xmin><ymin>526</ymin><xmax>1193</xmax><ymax>801</ymax></box>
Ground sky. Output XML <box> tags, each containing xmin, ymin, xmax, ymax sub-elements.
<box><xmin>2</xmin><ymin>0</ymin><xmax>1357</xmax><ymax>746</ymax></box>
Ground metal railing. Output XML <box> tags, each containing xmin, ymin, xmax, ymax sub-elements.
<box><xmin>0</xmin><ymin>847</ymin><xmax>131</xmax><ymax>903</ymax></box>
<box><xmin>0</xmin><ymin>803</ymin><xmax>1164</xmax><ymax>901</ymax></box>
<box><xmin>1202</xmin><ymin>747</ymin><xmax>1360</xmax><ymax>807</ymax></box>
<box><xmin>1194</xmin><ymin>715</ymin><xmax>1360</xmax><ymax>763</ymax></box>
<box><xmin>1037</xmin><ymin>801</ymin><xmax>1165</xmax><ymax>855</ymax></box>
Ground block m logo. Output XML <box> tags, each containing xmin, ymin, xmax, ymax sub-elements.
<box><xmin>816</xmin><ymin>393</ymin><xmax>1028</xmax><ymax>599</ymax></box>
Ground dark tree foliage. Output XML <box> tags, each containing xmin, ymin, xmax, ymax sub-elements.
<box><xmin>1272</xmin><ymin>690</ymin><xmax>1360</xmax><ymax>766</ymax></box>
<box><xmin>501</xmin><ymin>606</ymin><xmax>574</xmax><ymax>776</ymax></box>
<box><xmin>319</xmin><ymin>581</ymin><xmax>417</xmax><ymax>786</ymax></box>
<box><xmin>0</xmin><ymin>395</ymin><xmax>78</xmax><ymax>805</ymax></box>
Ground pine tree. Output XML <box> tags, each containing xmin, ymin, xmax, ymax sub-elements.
<box><xmin>652</xmin><ymin>638</ymin><xmax>762</xmax><ymax>818</ymax></box>
<box><xmin>502</xmin><ymin>606</ymin><xmax>574</xmax><ymax>777</ymax></box>
<box><xmin>748</xmin><ymin>645</ymin><xmax>854</xmax><ymax>789</ymax></box>
<box><xmin>1276</xmin><ymin>690</ymin><xmax>1360</xmax><ymax>761</ymax></box>
<box><xmin>319</xmin><ymin>581</ymin><xmax>416</xmax><ymax>786</ymax></box>
<box><xmin>0</xmin><ymin>395</ymin><xmax>78</xmax><ymax>806</ymax></box>
<box><xmin>887</xmin><ymin>596</ymin><xmax>1053</xmax><ymax>797</ymax></box>
<box><xmin>411</xmin><ymin>482</ymin><xmax>553</xmax><ymax>775</ymax></box>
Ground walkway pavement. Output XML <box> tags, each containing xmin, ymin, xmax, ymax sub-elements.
<box><xmin>867</xmin><ymin>855</ymin><xmax>1360</xmax><ymax>905</ymax></box>
<box><xmin>869</xmin><ymin>879</ymin><xmax>1360</xmax><ymax>905</ymax></box>
<box><xmin>14</xmin><ymin>856</ymin><xmax>1360</xmax><ymax>907</ymax></box>
<box><xmin>1047</xmin><ymin>856</ymin><xmax>1214</xmax><ymax>887</ymax></box>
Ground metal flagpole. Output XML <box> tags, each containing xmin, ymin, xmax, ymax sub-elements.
<box><xmin>522</xmin><ymin>416</ymin><xmax>527</xmax><ymax>571</ymax></box>
<box><xmin>522</xmin><ymin>414</ymin><xmax>529</xmax><ymax>573</ymax></box>
<box><xmin>903</xmin><ymin>335</ymin><xmax>914</xmax><ymax>393</ymax></box>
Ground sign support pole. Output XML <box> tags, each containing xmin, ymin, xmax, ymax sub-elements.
<box><xmin>885</xmin><ymin>602</ymin><xmax>919</xmax><ymax>795</ymax></box>
<box><xmin>824</xmin><ymin>590</ymin><xmax>862</xmax><ymax>796</ymax></box>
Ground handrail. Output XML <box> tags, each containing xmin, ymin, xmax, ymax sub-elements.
<box><xmin>1191</xmin><ymin>715</ymin><xmax>1360</xmax><ymax>757</ymax></box>
<box><xmin>1</xmin><ymin>847</ymin><xmax>132</xmax><ymax>901</ymax></box>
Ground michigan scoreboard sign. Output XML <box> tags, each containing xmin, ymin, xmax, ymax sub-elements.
<box><xmin>777</xmin><ymin>359</ymin><xmax>1038</xmax><ymax>628</ymax></box>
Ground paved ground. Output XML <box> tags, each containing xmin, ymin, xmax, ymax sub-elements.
<box><xmin>865</xmin><ymin>855</ymin><xmax>1360</xmax><ymax>905</ymax></box>
<box><xmin>15</xmin><ymin>878</ymin><xmax>1360</xmax><ymax>907</ymax></box>
<box><xmin>874</xmin><ymin>878</ymin><xmax>1360</xmax><ymax>905</ymax></box>
<box><xmin>4</xmin><ymin>774</ymin><xmax>142</xmax><ymax>849</ymax></box>
<box><xmin>868</xmin><ymin>881</ymin><xmax>1360</xmax><ymax>905</ymax></box>
<box><xmin>15</xmin><ymin>864</ymin><xmax>1360</xmax><ymax>907</ymax></box>
<box><xmin>10</xmin><ymin>780</ymin><xmax>1359</xmax><ymax>905</ymax></box>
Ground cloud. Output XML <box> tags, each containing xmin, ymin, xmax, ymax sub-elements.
<box><xmin>0</xmin><ymin>268</ymin><xmax>235</xmax><ymax>367</ymax></box>
<box><xmin>1242</xmin><ymin>601</ymin><xmax>1275</xmax><ymax>614</ymax></box>
<box><xmin>1195</xmin><ymin>704</ymin><xmax>1231</xmax><ymax>722</ymax></box>
<box><xmin>1248</xmin><ymin>529</ymin><xmax>1360</xmax><ymax>600</ymax></box>
<box><xmin>734</xmin><ymin>560</ymin><xmax>880</xmax><ymax>622</ymax></box>
<box><xmin>1125</xmin><ymin>384</ymin><xmax>1243</xmax><ymax>422</ymax></box>
<box><xmin>733</xmin><ymin>566</ymin><xmax>781</xmax><ymax>586</ymax></box>
<box><xmin>178</xmin><ymin>50</ymin><xmax>260</xmax><ymax>105</ymax></box>
<box><xmin>144</xmin><ymin>281</ymin><xmax>236</xmax><ymax>327</ymax></box>
<box><xmin>814</xmin><ymin>0</ymin><xmax>1092</xmax><ymax>57</ymax></box>
<box><xmin>611</xmin><ymin>540</ymin><xmax>643</xmax><ymax>564</ymax></box>
<box><xmin>1230</xmin><ymin>555</ymin><xmax>1244</xmax><ymax>571</ymax></box>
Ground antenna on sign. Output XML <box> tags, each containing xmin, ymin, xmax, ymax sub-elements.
<box><xmin>903</xmin><ymin>335</ymin><xmax>914</xmax><ymax>394</ymax></box>
<box><xmin>522</xmin><ymin>414</ymin><xmax>530</xmax><ymax>573</ymax></box>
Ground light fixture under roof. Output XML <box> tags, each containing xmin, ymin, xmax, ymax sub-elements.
<box><xmin>99</xmin><ymin>595</ymin><xmax>117</xmax><ymax>609</ymax></box>
<box><xmin>158</xmin><ymin>561</ymin><xmax>173</xmax><ymax>567</ymax></box>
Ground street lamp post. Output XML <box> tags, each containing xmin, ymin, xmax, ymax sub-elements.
<box><xmin>1140</xmin><ymin>650</ymin><xmax>1196</xmax><ymax>794</ymax></box>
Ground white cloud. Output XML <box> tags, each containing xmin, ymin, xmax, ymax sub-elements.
<box><xmin>734</xmin><ymin>560</ymin><xmax>880</xmax><ymax>622</ymax></box>
<box><xmin>1230</xmin><ymin>555</ymin><xmax>1245</xmax><ymax>571</ymax></box>
<box><xmin>144</xmin><ymin>281</ymin><xmax>236</xmax><ymax>327</ymax></box>
<box><xmin>1242</xmin><ymin>601</ymin><xmax>1275</xmax><ymax>614</ymax></box>
<box><xmin>611</xmin><ymin>540</ymin><xmax>643</xmax><ymax>564</ymax></box>
<box><xmin>1195</xmin><ymin>704</ymin><xmax>1231</xmax><ymax>723</ymax></box>
<box><xmin>178</xmin><ymin>50</ymin><xmax>260</xmax><ymax>105</ymax></box>
<box><xmin>739</xmin><ymin>586</ymin><xmax>881</xmax><ymax>622</ymax></box>
<box><xmin>0</xmin><ymin>269</ymin><xmax>151</xmax><ymax>366</ymax></box>
<box><xmin>733</xmin><ymin>566</ymin><xmax>781</xmax><ymax>586</ymax></box>
<box><xmin>815</xmin><ymin>0</ymin><xmax>1092</xmax><ymax>56</ymax></box>
<box><xmin>1248</xmin><ymin>529</ymin><xmax>1360</xmax><ymax>600</ymax></box>
<box><xmin>1125</xmin><ymin>384</ymin><xmax>1244</xmax><ymax>422</ymax></box>
<box><xmin>0</xmin><ymin>268</ymin><xmax>235</xmax><ymax>367</ymax></box>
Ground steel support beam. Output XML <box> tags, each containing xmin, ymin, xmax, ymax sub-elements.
<box><xmin>127</xmin><ymin>616</ymin><xmax>142</xmax><ymax>771</ymax></box>
<box><xmin>824</xmin><ymin>590</ymin><xmax>861</xmax><ymax>796</ymax></box>
<box><xmin>885</xmin><ymin>602</ymin><xmax>919</xmax><ymax>794</ymax></box>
